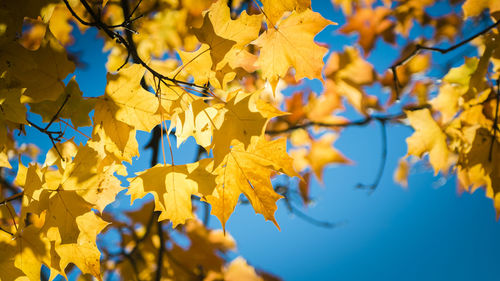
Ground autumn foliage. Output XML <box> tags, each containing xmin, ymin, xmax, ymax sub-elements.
<box><xmin>1</xmin><ymin>0</ymin><xmax>500</xmax><ymax>280</ymax></box>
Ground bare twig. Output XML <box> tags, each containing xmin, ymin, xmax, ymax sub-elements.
<box><xmin>266</xmin><ymin>104</ymin><xmax>431</xmax><ymax>135</ymax></box>
<box><xmin>44</xmin><ymin>93</ymin><xmax>70</xmax><ymax>130</ymax></box>
<box><xmin>0</xmin><ymin>192</ymin><xmax>23</xmax><ymax>206</ymax></box>
<box><xmin>27</xmin><ymin>119</ymin><xmax>64</xmax><ymax>158</ymax></box>
<box><xmin>0</xmin><ymin>226</ymin><xmax>13</xmax><ymax>236</ymax></box>
<box><xmin>63</xmin><ymin>0</ymin><xmax>208</xmax><ymax>91</ymax></box>
<box><xmin>391</xmin><ymin>18</ymin><xmax>500</xmax><ymax>99</ymax></box>
<box><xmin>283</xmin><ymin>197</ymin><xmax>339</xmax><ymax>228</ymax></box>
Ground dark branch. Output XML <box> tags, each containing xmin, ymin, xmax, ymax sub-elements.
<box><xmin>45</xmin><ymin>93</ymin><xmax>70</xmax><ymax>130</ymax></box>
<box><xmin>266</xmin><ymin>104</ymin><xmax>431</xmax><ymax>135</ymax></box>
<box><xmin>281</xmin><ymin>187</ymin><xmax>340</xmax><ymax>228</ymax></box>
<box><xmin>27</xmin><ymin>120</ymin><xmax>64</xmax><ymax>158</ymax></box>
<box><xmin>0</xmin><ymin>192</ymin><xmax>24</xmax><ymax>206</ymax></box>
<box><xmin>62</xmin><ymin>0</ymin><xmax>209</xmax><ymax>91</ymax></box>
<box><xmin>0</xmin><ymin>226</ymin><xmax>13</xmax><ymax>236</ymax></box>
<box><xmin>390</xmin><ymin>18</ymin><xmax>500</xmax><ymax>99</ymax></box>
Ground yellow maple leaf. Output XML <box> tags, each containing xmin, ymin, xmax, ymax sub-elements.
<box><xmin>0</xmin><ymin>232</ymin><xmax>29</xmax><ymax>281</ymax></box>
<box><xmin>19</xmin><ymin>30</ymin><xmax>75</xmax><ymax>103</ymax></box>
<box><xmin>93</xmin><ymin>64</ymin><xmax>160</xmax><ymax>162</ymax></box>
<box><xmin>128</xmin><ymin>158</ymin><xmax>215</xmax><ymax>227</ymax></box>
<box><xmin>173</xmin><ymin>98</ymin><xmax>218</xmax><ymax>149</ymax></box>
<box><xmin>13</xmin><ymin>225</ymin><xmax>56</xmax><ymax>281</ymax></box>
<box><xmin>179</xmin><ymin>0</ymin><xmax>262</xmax><ymax>88</ymax></box>
<box><xmin>60</xmin><ymin>144</ymin><xmax>124</xmax><ymax>213</ymax></box>
<box><xmin>394</xmin><ymin>158</ymin><xmax>410</xmax><ymax>188</ymax></box>
<box><xmin>324</xmin><ymin>47</ymin><xmax>379</xmax><ymax>115</ymax></box>
<box><xmin>405</xmin><ymin>108</ymin><xmax>450</xmax><ymax>175</ymax></box>
<box><xmin>99</xmin><ymin>64</ymin><xmax>160</xmax><ymax>132</ymax></box>
<box><xmin>56</xmin><ymin>212</ymin><xmax>107</xmax><ymax>281</ymax></box>
<box><xmin>254</xmin><ymin>9</ymin><xmax>334</xmax><ymax>92</ymax></box>
<box><xmin>177</xmin><ymin>43</ymin><xmax>236</xmax><ymax>89</ymax></box>
<box><xmin>30</xmin><ymin>77</ymin><xmax>94</xmax><ymax>128</ymax></box>
<box><xmin>225</xmin><ymin>257</ymin><xmax>263</xmax><ymax>281</ymax></box>
<box><xmin>93</xmin><ymin>102</ymin><xmax>139</xmax><ymax>163</ymax></box>
<box><xmin>0</xmin><ymin>86</ymin><xmax>27</xmax><ymax>125</ymax></box>
<box><xmin>207</xmin><ymin>137</ymin><xmax>298</xmax><ymax>231</ymax></box>
<box><xmin>194</xmin><ymin>0</ymin><xmax>263</xmax><ymax>68</ymax></box>
<box><xmin>340</xmin><ymin>7</ymin><xmax>395</xmax><ymax>55</ymax></box>
<box><xmin>211</xmin><ymin>91</ymin><xmax>284</xmax><ymax>167</ymax></box>
<box><xmin>307</xmin><ymin>133</ymin><xmax>351</xmax><ymax>181</ymax></box>
<box><xmin>463</xmin><ymin>0</ymin><xmax>500</xmax><ymax>18</ymax></box>
<box><xmin>260</xmin><ymin>0</ymin><xmax>311</xmax><ymax>26</ymax></box>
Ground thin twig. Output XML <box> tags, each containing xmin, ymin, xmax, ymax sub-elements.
<box><xmin>266</xmin><ymin>104</ymin><xmax>430</xmax><ymax>135</ymax></box>
<box><xmin>27</xmin><ymin>119</ymin><xmax>64</xmax><ymax>158</ymax></box>
<box><xmin>44</xmin><ymin>93</ymin><xmax>70</xmax><ymax>130</ymax></box>
<box><xmin>282</xmin><ymin>191</ymin><xmax>339</xmax><ymax>228</ymax></box>
<box><xmin>0</xmin><ymin>192</ymin><xmax>24</xmax><ymax>206</ymax></box>
<box><xmin>63</xmin><ymin>0</ymin><xmax>208</xmax><ymax>91</ymax></box>
<box><xmin>390</xmin><ymin>18</ymin><xmax>500</xmax><ymax>99</ymax></box>
<box><xmin>0</xmin><ymin>226</ymin><xmax>13</xmax><ymax>236</ymax></box>
<box><xmin>62</xmin><ymin>0</ymin><xmax>94</xmax><ymax>26</ymax></box>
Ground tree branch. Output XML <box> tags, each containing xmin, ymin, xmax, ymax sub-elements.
<box><xmin>27</xmin><ymin>119</ymin><xmax>64</xmax><ymax>158</ymax></box>
<box><xmin>266</xmin><ymin>104</ymin><xmax>431</xmax><ymax>135</ymax></box>
<box><xmin>62</xmin><ymin>0</ymin><xmax>209</xmax><ymax>91</ymax></box>
<box><xmin>0</xmin><ymin>192</ymin><xmax>24</xmax><ymax>206</ymax></box>
<box><xmin>391</xmin><ymin>18</ymin><xmax>500</xmax><ymax>99</ymax></box>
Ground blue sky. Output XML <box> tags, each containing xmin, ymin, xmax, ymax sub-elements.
<box><xmin>22</xmin><ymin>1</ymin><xmax>500</xmax><ymax>280</ymax></box>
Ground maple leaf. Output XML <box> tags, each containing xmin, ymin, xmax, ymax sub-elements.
<box><xmin>30</xmin><ymin>77</ymin><xmax>94</xmax><ymax>128</ymax></box>
<box><xmin>254</xmin><ymin>9</ymin><xmax>334</xmax><ymax>92</ymax></box>
<box><xmin>307</xmin><ymin>133</ymin><xmax>351</xmax><ymax>181</ymax></box>
<box><xmin>224</xmin><ymin>257</ymin><xmax>263</xmax><ymax>281</ymax></box>
<box><xmin>59</xmin><ymin>144</ymin><xmax>124</xmax><ymax>213</ymax></box>
<box><xmin>211</xmin><ymin>91</ymin><xmax>285</xmax><ymax>167</ymax></box>
<box><xmin>18</xmin><ymin>29</ymin><xmax>75</xmax><ymax>103</ymax></box>
<box><xmin>0</xmin><ymin>86</ymin><xmax>27</xmax><ymax>125</ymax></box>
<box><xmin>98</xmin><ymin>64</ymin><xmax>160</xmax><ymax>132</ymax></box>
<box><xmin>12</xmin><ymin>224</ymin><xmax>57</xmax><ymax>281</ymax></box>
<box><xmin>260</xmin><ymin>0</ymin><xmax>311</xmax><ymax>26</ymax></box>
<box><xmin>128</xmin><ymin>158</ymin><xmax>215</xmax><ymax>227</ymax></box>
<box><xmin>324</xmin><ymin>47</ymin><xmax>380</xmax><ymax>115</ymax></box>
<box><xmin>92</xmin><ymin>64</ymin><xmax>160</xmax><ymax>162</ymax></box>
<box><xmin>394</xmin><ymin>158</ymin><xmax>410</xmax><ymax>188</ymax></box>
<box><xmin>194</xmin><ymin>0</ymin><xmax>263</xmax><ymax>68</ymax></box>
<box><xmin>206</xmin><ymin>137</ymin><xmax>298</xmax><ymax>231</ymax></box>
<box><xmin>55</xmin><ymin>212</ymin><xmax>107</xmax><ymax>280</ymax></box>
<box><xmin>17</xmin><ymin>162</ymin><xmax>109</xmax><ymax>280</ymax></box>
<box><xmin>173</xmin><ymin>98</ymin><xmax>218</xmax><ymax>149</ymax></box>
<box><xmin>177</xmin><ymin>43</ymin><xmax>236</xmax><ymax>89</ymax></box>
<box><xmin>462</xmin><ymin>0</ymin><xmax>500</xmax><ymax>18</ymax></box>
<box><xmin>179</xmin><ymin>0</ymin><xmax>262</xmax><ymax>88</ymax></box>
<box><xmin>169</xmin><ymin>219</ymin><xmax>236</xmax><ymax>276</ymax></box>
<box><xmin>405</xmin><ymin>108</ymin><xmax>451</xmax><ymax>175</ymax></box>
<box><xmin>340</xmin><ymin>7</ymin><xmax>395</xmax><ymax>55</ymax></box>
<box><xmin>289</xmin><ymin>132</ymin><xmax>350</xmax><ymax>182</ymax></box>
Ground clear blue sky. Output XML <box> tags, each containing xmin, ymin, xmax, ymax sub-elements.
<box><xmin>24</xmin><ymin>1</ymin><xmax>500</xmax><ymax>280</ymax></box>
